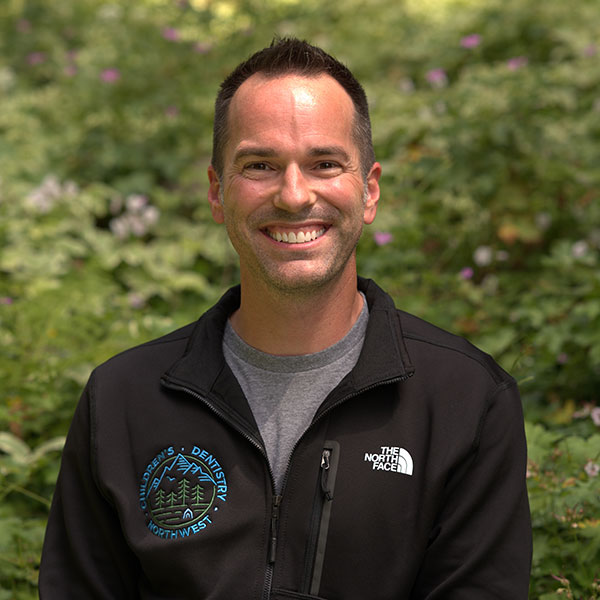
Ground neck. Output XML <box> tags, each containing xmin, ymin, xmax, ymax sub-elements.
<box><xmin>230</xmin><ymin>271</ymin><xmax>363</xmax><ymax>355</ymax></box>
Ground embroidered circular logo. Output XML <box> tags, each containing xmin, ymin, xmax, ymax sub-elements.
<box><xmin>139</xmin><ymin>445</ymin><xmax>228</xmax><ymax>540</ymax></box>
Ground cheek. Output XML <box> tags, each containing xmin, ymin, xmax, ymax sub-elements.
<box><xmin>224</xmin><ymin>179</ymin><xmax>269</xmax><ymax>214</ymax></box>
<box><xmin>315</xmin><ymin>179</ymin><xmax>362</xmax><ymax>207</ymax></box>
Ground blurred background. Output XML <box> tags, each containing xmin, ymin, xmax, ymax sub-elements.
<box><xmin>0</xmin><ymin>0</ymin><xmax>599</xmax><ymax>597</ymax></box>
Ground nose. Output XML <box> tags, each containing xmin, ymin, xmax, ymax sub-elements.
<box><xmin>273</xmin><ymin>164</ymin><xmax>315</xmax><ymax>212</ymax></box>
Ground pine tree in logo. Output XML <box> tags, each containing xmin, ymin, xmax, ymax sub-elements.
<box><xmin>166</xmin><ymin>490</ymin><xmax>177</xmax><ymax>508</ymax></box>
<box><xmin>155</xmin><ymin>488</ymin><xmax>165</xmax><ymax>509</ymax></box>
<box><xmin>192</xmin><ymin>484</ymin><xmax>204</xmax><ymax>506</ymax></box>
<box><xmin>179</xmin><ymin>478</ymin><xmax>190</xmax><ymax>506</ymax></box>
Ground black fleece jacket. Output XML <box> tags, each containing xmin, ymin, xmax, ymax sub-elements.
<box><xmin>40</xmin><ymin>278</ymin><xmax>532</xmax><ymax>599</ymax></box>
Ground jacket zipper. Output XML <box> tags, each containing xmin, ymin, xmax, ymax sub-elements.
<box><xmin>301</xmin><ymin>441</ymin><xmax>340</xmax><ymax>595</ymax></box>
<box><xmin>263</xmin><ymin>493</ymin><xmax>283</xmax><ymax>599</ymax></box>
<box><xmin>159</xmin><ymin>379</ymin><xmax>279</xmax><ymax>600</ymax></box>
<box><xmin>162</xmin><ymin>372</ymin><xmax>412</xmax><ymax>599</ymax></box>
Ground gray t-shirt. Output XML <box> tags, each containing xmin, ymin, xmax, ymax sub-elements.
<box><xmin>223</xmin><ymin>294</ymin><xmax>369</xmax><ymax>492</ymax></box>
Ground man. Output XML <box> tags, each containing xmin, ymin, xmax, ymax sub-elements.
<box><xmin>40</xmin><ymin>38</ymin><xmax>532</xmax><ymax>598</ymax></box>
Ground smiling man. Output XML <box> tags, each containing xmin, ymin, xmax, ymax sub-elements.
<box><xmin>40</xmin><ymin>38</ymin><xmax>532</xmax><ymax>599</ymax></box>
<box><xmin>208</xmin><ymin>72</ymin><xmax>380</xmax><ymax>355</ymax></box>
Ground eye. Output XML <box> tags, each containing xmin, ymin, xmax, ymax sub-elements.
<box><xmin>313</xmin><ymin>160</ymin><xmax>343</xmax><ymax>176</ymax></box>
<box><xmin>245</xmin><ymin>162</ymin><xmax>272</xmax><ymax>171</ymax></box>
<box><xmin>316</xmin><ymin>161</ymin><xmax>339</xmax><ymax>170</ymax></box>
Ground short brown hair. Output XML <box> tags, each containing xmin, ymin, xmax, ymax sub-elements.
<box><xmin>211</xmin><ymin>37</ymin><xmax>375</xmax><ymax>179</ymax></box>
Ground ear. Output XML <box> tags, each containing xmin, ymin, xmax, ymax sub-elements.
<box><xmin>363</xmin><ymin>162</ymin><xmax>381</xmax><ymax>225</ymax></box>
<box><xmin>208</xmin><ymin>165</ymin><xmax>224</xmax><ymax>224</ymax></box>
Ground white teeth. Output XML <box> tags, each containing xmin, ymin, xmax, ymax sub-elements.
<box><xmin>268</xmin><ymin>228</ymin><xmax>326</xmax><ymax>244</ymax></box>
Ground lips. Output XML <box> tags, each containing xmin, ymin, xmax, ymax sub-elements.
<box><xmin>265</xmin><ymin>227</ymin><xmax>326</xmax><ymax>244</ymax></box>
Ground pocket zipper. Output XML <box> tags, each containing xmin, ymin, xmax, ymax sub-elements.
<box><xmin>302</xmin><ymin>441</ymin><xmax>340</xmax><ymax>595</ymax></box>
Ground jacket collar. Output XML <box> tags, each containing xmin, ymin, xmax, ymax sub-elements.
<box><xmin>348</xmin><ymin>277</ymin><xmax>414</xmax><ymax>391</ymax></box>
<box><xmin>162</xmin><ymin>277</ymin><xmax>414</xmax><ymax>424</ymax></box>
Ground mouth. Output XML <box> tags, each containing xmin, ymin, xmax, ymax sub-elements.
<box><xmin>264</xmin><ymin>226</ymin><xmax>327</xmax><ymax>245</ymax></box>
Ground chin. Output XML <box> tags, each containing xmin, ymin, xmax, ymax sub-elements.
<box><xmin>262</xmin><ymin>265</ymin><xmax>347</xmax><ymax>296</ymax></box>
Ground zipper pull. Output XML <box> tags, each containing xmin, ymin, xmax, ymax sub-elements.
<box><xmin>269</xmin><ymin>495</ymin><xmax>283</xmax><ymax>564</ymax></box>
<box><xmin>320</xmin><ymin>449</ymin><xmax>333</xmax><ymax>501</ymax></box>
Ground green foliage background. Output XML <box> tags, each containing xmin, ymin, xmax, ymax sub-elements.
<box><xmin>1</xmin><ymin>0</ymin><xmax>599</xmax><ymax>597</ymax></box>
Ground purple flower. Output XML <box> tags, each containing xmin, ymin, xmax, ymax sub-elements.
<box><xmin>583</xmin><ymin>44</ymin><xmax>597</xmax><ymax>57</ymax></box>
<box><xmin>374</xmin><ymin>231</ymin><xmax>393</xmax><ymax>246</ymax></box>
<box><xmin>572</xmin><ymin>240</ymin><xmax>589</xmax><ymax>258</ymax></box>
<box><xmin>141</xmin><ymin>205</ymin><xmax>160</xmax><ymax>227</ymax></box>
<box><xmin>557</xmin><ymin>352</ymin><xmax>569</xmax><ymax>365</ymax></box>
<box><xmin>27</xmin><ymin>52</ymin><xmax>46</xmax><ymax>65</ymax></box>
<box><xmin>109</xmin><ymin>217</ymin><xmax>129</xmax><ymax>239</ymax></box>
<box><xmin>460</xmin><ymin>267</ymin><xmax>474</xmax><ymax>280</ymax></box>
<box><xmin>64</xmin><ymin>64</ymin><xmax>78</xmax><ymax>77</ymax></box>
<box><xmin>584</xmin><ymin>460</ymin><xmax>599</xmax><ymax>478</ymax></box>
<box><xmin>0</xmin><ymin>297</ymin><xmax>14</xmax><ymax>305</ymax></box>
<box><xmin>126</xmin><ymin>194</ymin><xmax>147</xmax><ymax>213</ymax></box>
<box><xmin>101</xmin><ymin>68</ymin><xmax>121</xmax><ymax>83</ymax></box>
<box><xmin>128</xmin><ymin>292</ymin><xmax>145</xmax><ymax>309</ymax></box>
<box><xmin>426</xmin><ymin>68</ymin><xmax>448</xmax><ymax>88</ymax></box>
<box><xmin>129</xmin><ymin>215</ymin><xmax>147</xmax><ymax>237</ymax></box>
<box><xmin>507</xmin><ymin>56</ymin><xmax>528</xmax><ymax>71</ymax></box>
<box><xmin>162</xmin><ymin>27</ymin><xmax>179</xmax><ymax>41</ymax></box>
<box><xmin>460</xmin><ymin>34</ymin><xmax>481</xmax><ymax>49</ymax></box>
<box><xmin>165</xmin><ymin>105</ymin><xmax>179</xmax><ymax>118</ymax></box>
<box><xmin>591</xmin><ymin>407</ymin><xmax>600</xmax><ymax>427</ymax></box>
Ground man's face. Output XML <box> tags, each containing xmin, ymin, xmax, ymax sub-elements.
<box><xmin>208</xmin><ymin>73</ymin><xmax>380</xmax><ymax>295</ymax></box>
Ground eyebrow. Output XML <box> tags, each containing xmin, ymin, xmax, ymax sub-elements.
<box><xmin>233</xmin><ymin>147</ymin><xmax>277</xmax><ymax>162</ymax></box>
<box><xmin>308</xmin><ymin>146</ymin><xmax>352</xmax><ymax>163</ymax></box>
<box><xmin>233</xmin><ymin>145</ymin><xmax>352</xmax><ymax>163</ymax></box>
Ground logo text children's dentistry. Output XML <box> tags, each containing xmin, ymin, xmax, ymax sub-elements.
<box><xmin>139</xmin><ymin>445</ymin><xmax>227</xmax><ymax>539</ymax></box>
<box><xmin>364</xmin><ymin>446</ymin><xmax>413</xmax><ymax>476</ymax></box>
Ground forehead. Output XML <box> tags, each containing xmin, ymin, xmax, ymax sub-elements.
<box><xmin>225</xmin><ymin>73</ymin><xmax>357</xmax><ymax>154</ymax></box>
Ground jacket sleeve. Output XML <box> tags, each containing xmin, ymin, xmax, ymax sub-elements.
<box><xmin>39</xmin><ymin>373</ymin><xmax>141</xmax><ymax>599</ymax></box>
<box><xmin>411</xmin><ymin>381</ymin><xmax>532</xmax><ymax>599</ymax></box>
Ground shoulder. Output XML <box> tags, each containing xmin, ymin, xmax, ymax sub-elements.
<box><xmin>397</xmin><ymin>309</ymin><xmax>515</xmax><ymax>391</ymax></box>
<box><xmin>393</xmin><ymin>311</ymin><xmax>523</xmax><ymax>454</ymax></box>
<box><xmin>88</xmin><ymin>287</ymin><xmax>240</xmax><ymax>396</ymax></box>
<box><xmin>93</xmin><ymin>321</ymin><xmax>197</xmax><ymax>381</ymax></box>
<box><xmin>359</xmin><ymin>276</ymin><xmax>515</xmax><ymax>391</ymax></box>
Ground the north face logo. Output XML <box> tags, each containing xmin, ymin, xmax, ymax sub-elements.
<box><xmin>364</xmin><ymin>446</ymin><xmax>413</xmax><ymax>476</ymax></box>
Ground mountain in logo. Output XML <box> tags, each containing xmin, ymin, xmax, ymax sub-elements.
<box><xmin>147</xmin><ymin>453</ymin><xmax>216</xmax><ymax>499</ymax></box>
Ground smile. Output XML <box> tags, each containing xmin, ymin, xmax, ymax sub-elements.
<box><xmin>266</xmin><ymin>227</ymin><xmax>326</xmax><ymax>244</ymax></box>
